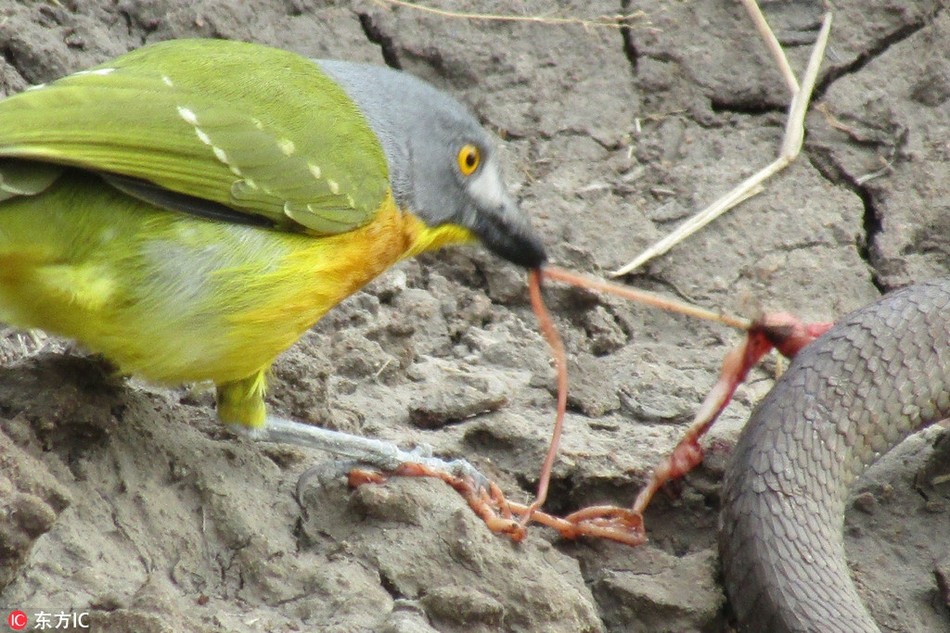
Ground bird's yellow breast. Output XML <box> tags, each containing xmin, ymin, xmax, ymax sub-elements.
<box><xmin>0</xmin><ymin>171</ymin><xmax>473</xmax><ymax>386</ymax></box>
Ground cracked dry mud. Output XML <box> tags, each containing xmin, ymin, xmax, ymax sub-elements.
<box><xmin>1</xmin><ymin>1</ymin><xmax>948</xmax><ymax>632</ymax></box>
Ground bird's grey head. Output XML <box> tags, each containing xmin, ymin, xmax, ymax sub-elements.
<box><xmin>317</xmin><ymin>60</ymin><xmax>546</xmax><ymax>268</ymax></box>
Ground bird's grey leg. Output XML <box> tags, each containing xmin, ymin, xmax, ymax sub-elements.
<box><xmin>243</xmin><ymin>415</ymin><xmax>490</xmax><ymax>490</ymax></box>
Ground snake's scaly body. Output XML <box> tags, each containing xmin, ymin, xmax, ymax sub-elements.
<box><xmin>719</xmin><ymin>279</ymin><xmax>950</xmax><ymax>632</ymax></box>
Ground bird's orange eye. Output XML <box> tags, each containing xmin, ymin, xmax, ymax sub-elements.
<box><xmin>457</xmin><ymin>144</ymin><xmax>481</xmax><ymax>176</ymax></box>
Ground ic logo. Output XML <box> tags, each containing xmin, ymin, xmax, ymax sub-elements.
<box><xmin>6</xmin><ymin>610</ymin><xmax>28</xmax><ymax>631</ymax></box>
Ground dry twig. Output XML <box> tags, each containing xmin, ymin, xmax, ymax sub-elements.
<box><xmin>372</xmin><ymin>0</ymin><xmax>645</xmax><ymax>30</ymax></box>
<box><xmin>613</xmin><ymin>3</ymin><xmax>833</xmax><ymax>276</ymax></box>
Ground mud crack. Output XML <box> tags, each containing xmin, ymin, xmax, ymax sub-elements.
<box><xmin>357</xmin><ymin>11</ymin><xmax>402</xmax><ymax>69</ymax></box>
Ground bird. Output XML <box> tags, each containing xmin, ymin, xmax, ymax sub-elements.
<box><xmin>0</xmin><ymin>38</ymin><xmax>546</xmax><ymax>470</ymax></box>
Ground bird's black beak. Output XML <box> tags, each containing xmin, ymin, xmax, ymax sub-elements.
<box><xmin>471</xmin><ymin>206</ymin><xmax>547</xmax><ymax>269</ymax></box>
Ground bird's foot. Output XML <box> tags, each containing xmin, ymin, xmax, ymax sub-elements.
<box><xmin>244</xmin><ymin>415</ymin><xmax>646</xmax><ymax>544</ymax></box>
<box><xmin>247</xmin><ymin>415</ymin><xmax>489</xmax><ymax>489</ymax></box>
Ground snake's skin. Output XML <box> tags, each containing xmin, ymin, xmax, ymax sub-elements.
<box><xmin>719</xmin><ymin>279</ymin><xmax>950</xmax><ymax>632</ymax></box>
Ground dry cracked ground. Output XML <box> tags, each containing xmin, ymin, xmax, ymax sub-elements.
<box><xmin>0</xmin><ymin>1</ymin><xmax>948</xmax><ymax>631</ymax></box>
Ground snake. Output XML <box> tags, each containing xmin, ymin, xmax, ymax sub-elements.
<box><xmin>719</xmin><ymin>278</ymin><xmax>950</xmax><ymax>632</ymax></box>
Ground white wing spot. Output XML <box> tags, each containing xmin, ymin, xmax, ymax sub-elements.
<box><xmin>25</xmin><ymin>83</ymin><xmax>47</xmax><ymax>92</ymax></box>
<box><xmin>176</xmin><ymin>106</ymin><xmax>199</xmax><ymax>126</ymax></box>
<box><xmin>73</xmin><ymin>68</ymin><xmax>116</xmax><ymax>77</ymax></box>
<box><xmin>244</xmin><ymin>178</ymin><xmax>258</xmax><ymax>190</ymax></box>
<box><xmin>177</xmin><ymin>105</ymin><xmax>236</xmax><ymax>170</ymax></box>
<box><xmin>308</xmin><ymin>163</ymin><xmax>322</xmax><ymax>179</ymax></box>
<box><xmin>327</xmin><ymin>179</ymin><xmax>340</xmax><ymax>195</ymax></box>
<box><xmin>212</xmin><ymin>147</ymin><xmax>230</xmax><ymax>165</ymax></box>
<box><xmin>278</xmin><ymin>139</ymin><xmax>296</xmax><ymax>156</ymax></box>
<box><xmin>162</xmin><ymin>75</ymin><xmax>174</xmax><ymax>87</ymax></box>
<box><xmin>228</xmin><ymin>164</ymin><xmax>244</xmax><ymax>177</ymax></box>
<box><xmin>98</xmin><ymin>227</ymin><xmax>117</xmax><ymax>244</ymax></box>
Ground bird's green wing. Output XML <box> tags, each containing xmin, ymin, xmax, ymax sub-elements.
<box><xmin>0</xmin><ymin>39</ymin><xmax>390</xmax><ymax>234</ymax></box>
<box><xmin>0</xmin><ymin>158</ymin><xmax>61</xmax><ymax>201</ymax></box>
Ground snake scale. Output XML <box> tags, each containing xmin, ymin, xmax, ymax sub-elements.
<box><xmin>719</xmin><ymin>278</ymin><xmax>950</xmax><ymax>632</ymax></box>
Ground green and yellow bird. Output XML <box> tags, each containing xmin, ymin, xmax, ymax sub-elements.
<box><xmin>0</xmin><ymin>39</ymin><xmax>545</xmax><ymax>450</ymax></box>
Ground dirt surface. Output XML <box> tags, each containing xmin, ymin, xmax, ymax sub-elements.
<box><xmin>1</xmin><ymin>1</ymin><xmax>948</xmax><ymax>631</ymax></box>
